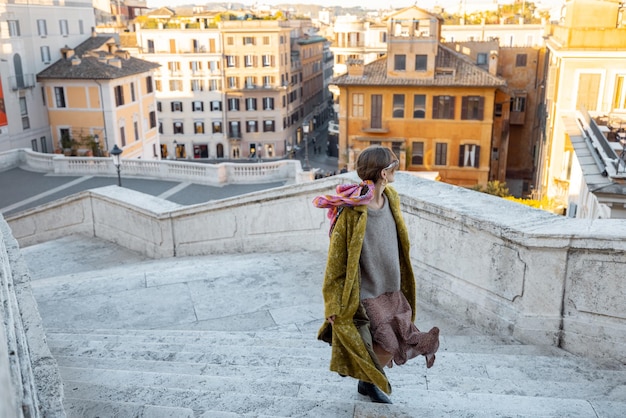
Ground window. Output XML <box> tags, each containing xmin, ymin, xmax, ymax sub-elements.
<box><xmin>613</xmin><ymin>75</ymin><xmax>626</xmax><ymax>110</ymax></box>
<box><xmin>262</xmin><ymin>97</ymin><xmax>274</xmax><ymax>110</ymax></box>
<box><xmin>191</xmin><ymin>79</ymin><xmax>204</xmax><ymax>91</ymax></box>
<box><xmin>413</xmin><ymin>95</ymin><xmax>426</xmax><ymax>118</ymax></box>
<box><xmin>392</xmin><ymin>94</ymin><xmax>405</xmax><ymax>118</ymax></box>
<box><xmin>159</xmin><ymin>122</ymin><xmax>163</xmax><ymax>134</ymax></box>
<box><xmin>157</xmin><ymin>101</ymin><xmax>162</xmax><ymax>112</ymax></box>
<box><xmin>194</xmin><ymin>121</ymin><xmax>204</xmax><ymax>134</ymax></box>
<box><xmin>226</xmin><ymin>36</ymin><xmax>234</xmax><ymax>45</ymax></box>
<box><xmin>352</xmin><ymin>93</ymin><xmax>364</xmax><ymax>117</ymax></box>
<box><xmin>576</xmin><ymin>73</ymin><xmax>600</xmax><ymax>112</ymax></box>
<box><xmin>134</xmin><ymin>121</ymin><xmax>139</xmax><ymax>142</ymax></box>
<box><xmin>459</xmin><ymin>144</ymin><xmax>480</xmax><ymax>168</ymax></box>
<box><xmin>208</xmin><ymin>60</ymin><xmax>220</xmax><ymax>73</ymax></box>
<box><xmin>229</xmin><ymin>121</ymin><xmax>241</xmax><ymax>138</ymax></box>
<box><xmin>262</xmin><ymin>55</ymin><xmax>272</xmax><ymax>67</ymax></box>
<box><xmin>168</xmin><ymin>61</ymin><xmax>180</xmax><ymax>73</ymax></box>
<box><xmin>173</xmin><ymin>122</ymin><xmax>184</xmax><ymax>134</ymax></box>
<box><xmin>190</xmin><ymin>61</ymin><xmax>202</xmax><ymax>72</ymax></box>
<box><xmin>31</xmin><ymin>139</ymin><xmax>38</xmax><ymax>151</ymax></box>
<box><xmin>243</xmin><ymin>36</ymin><xmax>255</xmax><ymax>45</ymax></box>
<box><xmin>246</xmin><ymin>98</ymin><xmax>257</xmax><ymax>111</ymax></box>
<box><xmin>244</xmin><ymin>55</ymin><xmax>254</xmax><ymax>67</ymax></box>
<box><xmin>8</xmin><ymin>20</ymin><xmax>20</xmax><ymax>37</ymax></box>
<box><xmin>149</xmin><ymin>111</ymin><xmax>156</xmax><ymax>129</ymax></box>
<box><xmin>155</xmin><ymin>79</ymin><xmax>162</xmax><ymax>92</ymax></box>
<box><xmin>41</xmin><ymin>46</ymin><xmax>51</xmax><ymax>63</ymax></box>
<box><xmin>20</xmin><ymin>97</ymin><xmax>29</xmax><ymax>130</ymax></box>
<box><xmin>511</xmin><ymin>96</ymin><xmax>526</xmax><ymax>112</ymax></box>
<box><xmin>59</xmin><ymin>19</ymin><xmax>69</xmax><ymax>36</ymax></box>
<box><xmin>394</xmin><ymin>54</ymin><xmax>406</xmax><ymax>71</ymax></box>
<box><xmin>263</xmin><ymin>120</ymin><xmax>275</xmax><ymax>132</ymax></box>
<box><xmin>432</xmin><ymin>96</ymin><xmax>455</xmax><ymax>119</ymax></box>
<box><xmin>415</xmin><ymin>55</ymin><xmax>427</xmax><ymax>71</ymax></box>
<box><xmin>208</xmin><ymin>79</ymin><xmax>220</xmax><ymax>91</ymax></box>
<box><xmin>171</xmin><ymin>101</ymin><xmax>183</xmax><ymax>112</ymax></box>
<box><xmin>494</xmin><ymin>103</ymin><xmax>503</xmax><ymax>117</ymax></box>
<box><xmin>114</xmin><ymin>86</ymin><xmax>125</xmax><ymax>107</ymax></box>
<box><xmin>192</xmin><ymin>101</ymin><xmax>204</xmax><ymax>111</ymax></box>
<box><xmin>263</xmin><ymin>76</ymin><xmax>273</xmax><ymax>87</ymax></box>
<box><xmin>210</xmin><ymin>101</ymin><xmax>222</xmax><ymax>111</ymax></box>
<box><xmin>37</xmin><ymin>19</ymin><xmax>47</xmax><ymax>36</ymax></box>
<box><xmin>169</xmin><ymin>80</ymin><xmax>183</xmax><ymax>92</ymax></box>
<box><xmin>130</xmin><ymin>82</ymin><xmax>136</xmax><ymax>102</ymax></box>
<box><xmin>371</xmin><ymin>94</ymin><xmax>382</xmax><ymax>129</ymax></box>
<box><xmin>516</xmin><ymin>54</ymin><xmax>527</xmax><ymax>67</ymax></box>
<box><xmin>247</xmin><ymin>120</ymin><xmax>258</xmax><ymax>133</ymax></box>
<box><xmin>226</xmin><ymin>55</ymin><xmax>236</xmax><ymax>67</ymax></box>
<box><xmin>228</xmin><ymin>77</ymin><xmax>238</xmax><ymax>89</ymax></box>
<box><xmin>461</xmin><ymin>96</ymin><xmax>484</xmax><ymax>120</ymax></box>
<box><xmin>54</xmin><ymin>87</ymin><xmax>66</xmax><ymax>108</ymax></box>
<box><xmin>228</xmin><ymin>98</ymin><xmax>240</xmax><ymax>111</ymax></box>
<box><xmin>146</xmin><ymin>76</ymin><xmax>153</xmax><ymax>93</ymax></box>
<box><xmin>245</xmin><ymin>76</ymin><xmax>256</xmax><ymax>88</ymax></box>
<box><xmin>435</xmin><ymin>143</ymin><xmax>447</xmax><ymax>166</ymax></box>
<box><xmin>477</xmin><ymin>53</ymin><xmax>488</xmax><ymax>65</ymax></box>
<box><xmin>120</xmin><ymin>126</ymin><xmax>126</xmax><ymax>147</ymax></box>
<box><xmin>212</xmin><ymin>121</ymin><xmax>222</xmax><ymax>133</ymax></box>
<box><xmin>263</xmin><ymin>36</ymin><xmax>270</xmax><ymax>45</ymax></box>
<box><xmin>411</xmin><ymin>142</ymin><xmax>424</xmax><ymax>165</ymax></box>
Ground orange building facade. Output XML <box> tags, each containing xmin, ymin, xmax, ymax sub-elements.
<box><xmin>332</xmin><ymin>6</ymin><xmax>506</xmax><ymax>187</ymax></box>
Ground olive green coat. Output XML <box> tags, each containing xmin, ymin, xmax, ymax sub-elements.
<box><xmin>317</xmin><ymin>186</ymin><xmax>416</xmax><ymax>394</ymax></box>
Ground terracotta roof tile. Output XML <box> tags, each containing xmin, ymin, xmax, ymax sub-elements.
<box><xmin>333</xmin><ymin>44</ymin><xmax>505</xmax><ymax>88</ymax></box>
<box><xmin>37</xmin><ymin>36</ymin><xmax>160</xmax><ymax>81</ymax></box>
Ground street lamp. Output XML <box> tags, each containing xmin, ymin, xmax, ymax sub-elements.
<box><xmin>110</xmin><ymin>144</ymin><xmax>123</xmax><ymax>187</ymax></box>
<box><xmin>303</xmin><ymin>124</ymin><xmax>310</xmax><ymax>171</ymax></box>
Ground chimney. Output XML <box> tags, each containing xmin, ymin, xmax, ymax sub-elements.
<box><xmin>489</xmin><ymin>50</ymin><xmax>498</xmax><ymax>76</ymax></box>
<box><xmin>70</xmin><ymin>56</ymin><xmax>81</xmax><ymax>66</ymax></box>
<box><xmin>108</xmin><ymin>58</ymin><xmax>122</xmax><ymax>68</ymax></box>
<box><xmin>61</xmin><ymin>45</ymin><xmax>74</xmax><ymax>59</ymax></box>
<box><xmin>347</xmin><ymin>58</ymin><xmax>364</xmax><ymax>77</ymax></box>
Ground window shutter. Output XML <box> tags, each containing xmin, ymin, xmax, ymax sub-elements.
<box><xmin>432</xmin><ymin>96</ymin><xmax>439</xmax><ymax>119</ymax></box>
<box><xmin>448</xmin><ymin>96</ymin><xmax>455</xmax><ymax>119</ymax></box>
<box><xmin>171</xmin><ymin>102</ymin><xmax>175</xmax><ymax>111</ymax></box>
<box><xmin>461</xmin><ymin>97</ymin><xmax>468</xmax><ymax>120</ymax></box>
<box><xmin>477</xmin><ymin>97</ymin><xmax>484</xmax><ymax>120</ymax></box>
<box><xmin>459</xmin><ymin>145</ymin><xmax>465</xmax><ymax>166</ymax></box>
<box><xmin>474</xmin><ymin>146</ymin><xmax>481</xmax><ymax>168</ymax></box>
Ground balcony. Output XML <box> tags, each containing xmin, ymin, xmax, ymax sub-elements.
<box><xmin>9</xmin><ymin>74</ymin><xmax>35</xmax><ymax>90</ymax></box>
<box><xmin>361</xmin><ymin>120</ymin><xmax>389</xmax><ymax>133</ymax></box>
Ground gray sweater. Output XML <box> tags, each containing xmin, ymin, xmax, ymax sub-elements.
<box><xmin>359</xmin><ymin>196</ymin><xmax>401</xmax><ymax>300</ymax></box>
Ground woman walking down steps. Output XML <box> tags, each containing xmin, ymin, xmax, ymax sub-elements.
<box><xmin>313</xmin><ymin>145</ymin><xmax>440</xmax><ymax>404</ymax></box>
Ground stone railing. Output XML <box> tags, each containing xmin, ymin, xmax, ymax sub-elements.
<box><xmin>0</xmin><ymin>149</ymin><xmax>309</xmax><ymax>186</ymax></box>
<box><xmin>0</xmin><ymin>217</ymin><xmax>65</xmax><ymax>417</ymax></box>
<box><xmin>4</xmin><ymin>173</ymin><xmax>626</xmax><ymax>367</ymax></box>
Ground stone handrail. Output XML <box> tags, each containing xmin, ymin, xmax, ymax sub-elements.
<box><xmin>0</xmin><ymin>149</ymin><xmax>309</xmax><ymax>185</ymax></box>
<box><xmin>0</xmin><ymin>218</ymin><xmax>65</xmax><ymax>417</ymax></box>
<box><xmin>4</xmin><ymin>172</ymin><xmax>626</xmax><ymax>373</ymax></box>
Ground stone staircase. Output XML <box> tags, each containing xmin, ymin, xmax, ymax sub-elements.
<box><xmin>22</xmin><ymin>236</ymin><xmax>626</xmax><ymax>417</ymax></box>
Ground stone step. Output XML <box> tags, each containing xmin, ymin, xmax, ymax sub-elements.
<box><xmin>63</xmin><ymin>398</ymin><xmax>195</xmax><ymax>418</ymax></box>
<box><xmin>46</xmin><ymin>335</ymin><xmax>626</xmax><ymax>384</ymax></box>
<box><xmin>61</xmin><ymin>379</ymin><xmax>604</xmax><ymax>418</ymax></box>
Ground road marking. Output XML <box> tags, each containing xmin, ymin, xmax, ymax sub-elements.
<box><xmin>0</xmin><ymin>176</ymin><xmax>94</xmax><ymax>214</ymax></box>
<box><xmin>158</xmin><ymin>182</ymin><xmax>192</xmax><ymax>199</ymax></box>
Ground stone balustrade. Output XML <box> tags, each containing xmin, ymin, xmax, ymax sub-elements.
<box><xmin>5</xmin><ymin>172</ymin><xmax>625</xmax><ymax>366</ymax></box>
<box><xmin>0</xmin><ymin>149</ymin><xmax>307</xmax><ymax>185</ymax></box>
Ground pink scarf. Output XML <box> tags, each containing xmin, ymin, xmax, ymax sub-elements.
<box><xmin>312</xmin><ymin>180</ymin><xmax>375</xmax><ymax>236</ymax></box>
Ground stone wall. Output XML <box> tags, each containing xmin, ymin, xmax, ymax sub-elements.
<box><xmin>5</xmin><ymin>173</ymin><xmax>626</xmax><ymax>364</ymax></box>
<box><xmin>0</xmin><ymin>217</ymin><xmax>65</xmax><ymax>417</ymax></box>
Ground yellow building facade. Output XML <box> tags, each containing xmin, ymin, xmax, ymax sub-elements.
<box><xmin>37</xmin><ymin>35</ymin><xmax>159</xmax><ymax>159</ymax></box>
<box><xmin>539</xmin><ymin>0</ymin><xmax>626</xmax><ymax>208</ymax></box>
<box><xmin>333</xmin><ymin>6</ymin><xmax>505</xmax><ymax>187</ymax></box>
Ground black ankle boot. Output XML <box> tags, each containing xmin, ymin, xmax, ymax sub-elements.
<box><xmin>357</xmin><ymin>380</ymin><xmax>392</xmax><ymax>404</ymax></box>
